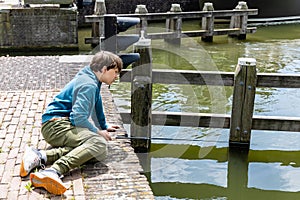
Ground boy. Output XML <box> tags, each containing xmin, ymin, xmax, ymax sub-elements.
<box><xmin>20</xmin><ymin>51</ymin><xmax>123</xmax><ymax>195</ymax></box>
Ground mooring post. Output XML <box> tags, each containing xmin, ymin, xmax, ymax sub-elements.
<box><xmin>135</xmin><ymin>5</ymin><xmax>148</xmax><ymax>36</ymax></box>
<box><xmin>201</xmin><ymin>2</ymin><xmax>214</xmax><ymax>42</ymax></box>
<box><xmin>229</xmin><ymin>1</ymin><xmax>248</xmax><ymax>40</ymax></box>
<box><xmin>130</xmin><ymin>31</ymin><xmax>152</xmax><ymax>153</ymax></box>
<box><xmin>92</xmin><ymin>0</ymin><xmax>106</xmax><ymax>46</ymax></box>
<box><xmin>165</xmin><ymin>3</ymin><xmax>182</xmax><ymax>45</ymax></box>
<box><xmin>229</xmin><ymin>58</ymin><xmax>257</xmax><ymax>148</ymax></box>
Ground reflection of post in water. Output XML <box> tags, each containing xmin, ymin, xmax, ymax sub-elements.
<box><xmin>227</xmin><ymin>147</ymin><xmax>249</xmax><ymax>199</ymax></box>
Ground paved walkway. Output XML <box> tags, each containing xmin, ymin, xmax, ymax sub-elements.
<box><xmin>0</xmin><ymin>0</ymin><xmax>20</xmax><ymax>8</ymax></box>
<box><xmin>0</xmin><ymin>56</ymin><xmax>154</xmax><ymax>199</ymax></box>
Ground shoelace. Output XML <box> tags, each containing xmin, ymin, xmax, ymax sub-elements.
<box><xmin>40</xmin><ymin>160</ymin><xmax>45</xmax><ymax>170</ymax></box>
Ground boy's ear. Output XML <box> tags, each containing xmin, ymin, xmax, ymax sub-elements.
<box><xmin>101</xmin><ymin>66</ymin><xmax>107</xmax><ymax>73</ymax></box>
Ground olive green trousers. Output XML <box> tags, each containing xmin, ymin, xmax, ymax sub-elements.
<box><xmin>41</xmin><ymin>118</ymin><xmax>107</xmax><ymax>175</ymax></box>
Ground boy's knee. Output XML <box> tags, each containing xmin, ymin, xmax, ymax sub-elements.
<box><xmin>91</xmin><ymin>136</ymin><xmax>108</xmax><ymax>157</ymax></box>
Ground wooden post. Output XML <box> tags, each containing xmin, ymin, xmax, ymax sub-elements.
<box><xmin>229</xmin><ymin>58</ymin><xmax>257</xmax><ymax>148</ymax></box>
<box><xmin>135</xmin><ymin>5</ymin><xmax>148</xmax><ymax>36</ymax></box>
<box><xmin>103</xmin><ymin>14</ymin><xmax>117</xmax><ymax>53</ymax></box>
<box><xmin>201</xmin><ymin>2</ymin><xmax>214</xmax><ymax>42</ymax></box>
<box><xmin>92</xmin><ymin>0</ymin><xmax>106</xmax><ymax>47</ymax></box>
<box><xmin>130</xmin><ymin>32</ymin><xmax>152</xmax><ymax>153</ymax></box>
<box><xmin>229</xmin><ymin>1</ymin><xmax>248</xmax><ymax>39</ymax></box>
<box><xmin>165</xmin><ymin>3</ymin><xmax>182</xmax><ymax>45</ymax></box>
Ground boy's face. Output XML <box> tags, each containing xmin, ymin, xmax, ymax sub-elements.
<box><xmin>101</xmin><ymin>67</ymin><xmax>120</xmax><ymax>85</ymax></box>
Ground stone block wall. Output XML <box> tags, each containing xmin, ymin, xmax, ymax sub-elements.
<box><xmin>106</xmin><ymin>0</ymin><xmax>200</xmax><ymax>14</ymax></box>
<box><xmin>78</xmin><ymin>0</ymin><xmax>200</xmax><ymax>26</ymax></box>
<box><xmin>0</xmin><ymin>8</ymin><xmax>78</xmax><ymax>50</ymax></box>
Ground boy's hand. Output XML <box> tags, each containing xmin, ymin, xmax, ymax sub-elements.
<box><xmin>107</xmin><ymin>125</ymin><xmax>120</xmax><ymax>132</ymax></box>
<box><xmin>98</xmin><ymin>130</ymin><xmax>112</xmax><ymax>141</ymax></box>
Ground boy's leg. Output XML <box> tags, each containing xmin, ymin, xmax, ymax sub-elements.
<box><xmin>30</xmin><ymin>119</ymin><xmax>108</xmax><ymax>194</ymax></box>
<box><xmin>51</xmin><ymin>127</ymin><xmax>107</xmax><ymax>174</ymax></box>
<box><xmin>41</xmin><ymin>118</ymin><xmax>108</xmax><ymax>174</ymax></box>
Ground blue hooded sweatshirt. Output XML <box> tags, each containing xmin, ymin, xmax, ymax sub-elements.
<box><xmin>42</xmin><ymin>66</ymin><xmax>108</xmax><ymax>133</ymax></box>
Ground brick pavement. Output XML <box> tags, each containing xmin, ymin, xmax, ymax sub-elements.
<box><xmin>0</xmin><ymin>56</ymin><xmax>154</xmax><ymax>199</ymax></box>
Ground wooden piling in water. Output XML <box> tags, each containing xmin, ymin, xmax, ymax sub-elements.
<box><xmin>135</xmin><ymin>4</ymin><xmax>148</xmax><ymax>36</ymax></box>
<box><xmin>201</xmin><ymin>2</ymin><xmax>214</xmax><ymax>42</ymax></box>
<box><xmin>229</xmin><ymin>1</ymin><xmax>248</xmax><ymax>39</ymax></box>
<box><xmin>130</xmin><ymin>33</ymin><xmax>152</xmax><ymax>152</ymax></box>
<box><xmin>165</xmin><ymin>3</ymin><xmax>182</xmax><ymax>45</ymax></box>
<box><xmin>92</xmin><ymin>0</ymin><xmax>106</xmax><ymax>44</ymax></box>
<box><xmin>229</xmin><ymin>58</ymin><xmax>257</xmax><ymax>148</ymax></box>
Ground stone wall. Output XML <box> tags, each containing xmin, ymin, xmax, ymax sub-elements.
<box><xmin>0</xmin><ymin>8</ymin><xmax>78</xmax><ymax>50</ymax></box>
<box><xmin>78</xmin><ymin>0</ymin><xmax>200</xmax><ymax>26</ymax></box>
<box><xmin>105</xmin><ymin>0</ymin><xmax>201</xmax><ymax>14</ymax></box>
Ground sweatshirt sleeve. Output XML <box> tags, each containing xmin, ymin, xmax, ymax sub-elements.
<box><xmin>70</xmin><ymin>84</ymin><xmax>99</xmax><ymax>133</ymax></box>
<box><xmin>94</xmin><ymin>94</ymin><xmax>108</xmax><ymax>130</ymax></box>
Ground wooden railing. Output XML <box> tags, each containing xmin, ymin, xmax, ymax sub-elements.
<box><xmin>117</xmin><ymin>38</ymin><xmax>300</xmax><ymax>152</ymax></box>
<box><xmin>85</xmin><ymin>2</ymin><xmax>258</xmax><ymax>44</ymax></box>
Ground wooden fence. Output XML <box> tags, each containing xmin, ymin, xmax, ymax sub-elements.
<box><xmin>118</xmin><ymin>38</ymin><xmax>300</xmax><ymax>152</ymax></box>
<box><xmin>85</xmin><ymin>1</ymin><xmax>258</xmax><ymax>44</ymax></box>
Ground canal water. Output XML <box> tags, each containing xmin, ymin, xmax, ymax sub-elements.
<box><xmin>12</xmin><ymin>21</ymin><xmax>299</xmax><ymax>199</ymax></box>
<box><xmin>105</xmin><ymin>21</ymin><xmax>300</xmax><ymax>200</ymax></box>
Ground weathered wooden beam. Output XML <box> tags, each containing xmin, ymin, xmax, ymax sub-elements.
<box><xmin>85</xmin><ymin>27</ymin><xmax>257</xmax><ymax>43</ymax></box>
<box><xmin>85</xmin><ymin>9</ymin><xmax>258</xmax><ymax>23</ymax></box>
<box><xmin>147</xmin><ymin>27</ymin><xmax>257</xmax><ymax>39</ymax></box>
<box><xmin>120</xmin><ymin>110</ymin><xmax>230</xmax><ymax>127</ymax></box>
<box><xmin>120</xmin><ymin>111</ymin><xmax>300</xmax><ymax>132</ymax></box>
<box><xmin>118</xmin><ymin>9</ymin><xmax>259</xmax><ymax>20</ymax></box>
<box><xmin>121</xmin><ymin>69</ymin><xmax>234</xmax><ymax>85</ymax></box>
<box><xmin>256</xmin><ymin>73</ymin><xmax>300</xmax><ymax>88</ymax></box>
<box><xmin>120</xmin><ymin>69</ymin><xmax>300</xmax><ymax>88</ymax></box>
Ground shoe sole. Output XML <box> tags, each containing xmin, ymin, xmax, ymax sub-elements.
<box><xmin>30</xmin><ymin>173</ymin><xmax>67</xmax><ymax>195</ymax></box>
<box><xmin>20</xmin><ymin>160</ymin><xmax>28</xmax><ymax>177</ymax></box>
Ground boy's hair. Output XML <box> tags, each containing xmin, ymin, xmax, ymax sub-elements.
<box><xmin>90</xmin><ymin>51</ymin><xmax>123</xmax><ymax>72</ymax></box>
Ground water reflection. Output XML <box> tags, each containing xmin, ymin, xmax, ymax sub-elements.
<box><xmin>110</xmin><ymin>23</ymin><xmax>300</xmax><ymax>199</ymax></box>
<box><xmin>151</xmin><ymin>158</ymin><xmax>228</xmax><ymax>187</ymax></box>
<box><xmin>138</xmin><ymin>145</ymin><xmax>300</xmax><ymax>200</ymax></box>
<box><xmin>248</xmin><ymin>162</ymin><xmax>300</xmax><ymax>192</ymax></box>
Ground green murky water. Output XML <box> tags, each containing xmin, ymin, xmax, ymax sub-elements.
<box><xmin>86</xmin><ymin>21</ymin><xmax>300</xmax><ymax>199</ymax></box>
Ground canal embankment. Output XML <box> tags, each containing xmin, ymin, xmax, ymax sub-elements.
<box><xmin>0</xmin><ymin>55</ymin><xmax>154</xmax><ymax>199</ymax></box>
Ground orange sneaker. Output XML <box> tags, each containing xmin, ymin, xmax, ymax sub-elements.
<box><xmin>30</xmin><ymin>169</ymin><xmax>67</xmax><ymax>195</ymax></box>
<box><xmin>20</xmin><ymin>146</ymin><xmax>44</xmax><ymax>177</ymax></box>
